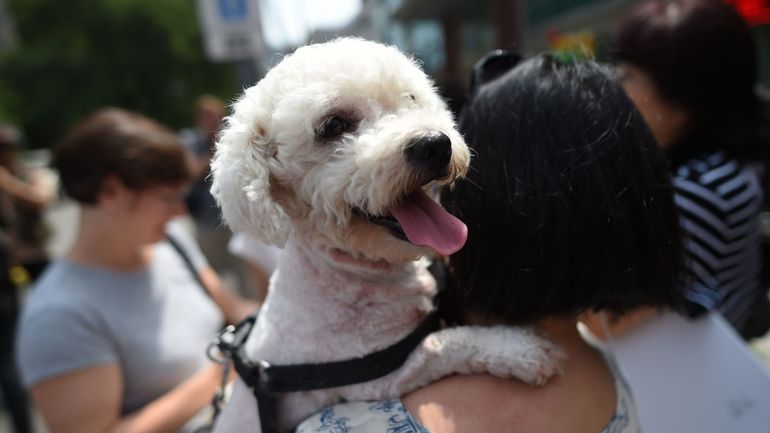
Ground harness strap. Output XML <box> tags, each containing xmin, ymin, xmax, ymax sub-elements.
<box><xmin>217</xmin><ymin>309</ymin><xmax>442</xmax><ymax>433</ymax></box>
<box><xmin>254</xmin><ymin>388</ymin><xmax>280</xmax><ymax>433</ymax></box>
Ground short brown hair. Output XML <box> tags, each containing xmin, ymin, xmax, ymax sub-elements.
<box><xmin>54</xmin><ymin>108</ymin><xmax>194</xmax><ymax>204</ymax></box>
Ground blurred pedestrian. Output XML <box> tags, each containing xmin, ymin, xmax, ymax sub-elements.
<box><xmin>15</xmin><ymin>108</ymin><xmax>256</xmax><ymax>433</ymax></box>
<box><xmin>0</xmin><ymin>124</ymin><xmax>55</xmax><ymax>283</ymax></box>
<box><xmin>180</xmin><ymin>96</ymin><xmax>236</xmax><ymax>278</ymax></box>
<box><xmin>0</xmin><ymin>124</ymin><xmax>35</xmax><ymax>433</ymax></box>
<box><xmin>612</xmin><ymin>0</ymin><xmax>770</xmax><ymax>339</ymax></box>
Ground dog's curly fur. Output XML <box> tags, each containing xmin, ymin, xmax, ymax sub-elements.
<box><xmin>210</xmin><ymin>38</ymin><xmax>564</xmax><ymax>433</ymax></box>
<box><xmin>212</xmin><ymin>38</ymin><xmax>468</xmax><ymax>263</ymax></box>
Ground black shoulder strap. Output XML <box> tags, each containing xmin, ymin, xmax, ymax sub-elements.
<box><xmin>166</xmin><ymin>233</ymin><xmax>211</xmax><ymax>299</ymax></box>
<box><xmin>217</xmin><ymin>309</ymin><xmax>442</xmax><ymax>433</ymax></box>
<box><xmin>253</xmin><ymin>309</ymin><xmax>441</xmax><ymax>392</ymax></box>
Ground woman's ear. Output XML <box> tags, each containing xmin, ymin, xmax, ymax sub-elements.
<box><xmin>96</xmin><ymin>175</ymin><xmax>131</xmax><ymax>212</ymax></box>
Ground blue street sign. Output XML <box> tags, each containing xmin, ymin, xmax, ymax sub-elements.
<box><xmin>218</xmin><ymin>0</ymin><xmax>248</xmax><ymax>22</ymax></box>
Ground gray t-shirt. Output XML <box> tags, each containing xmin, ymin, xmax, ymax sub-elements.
<box><xmin>16</xmin><ymin>222</ymin><xmax>224</xmax><ymax>418</ymax></box>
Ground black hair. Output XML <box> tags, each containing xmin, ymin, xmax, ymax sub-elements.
<box><xmin>614</xmin><ymin>0</ymin><xmax>768</xmax><ymax>165</ymax></box>
<box><xmin>445</xmin><ymin>54</ymin><xmax>684</xmax><ymax>325</ymax></box>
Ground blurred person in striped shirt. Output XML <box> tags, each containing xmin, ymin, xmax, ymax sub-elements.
<box><xmin>609</xmin><ymin>0</ymin><xmax>770</xmax><ymax>339</ymax></box>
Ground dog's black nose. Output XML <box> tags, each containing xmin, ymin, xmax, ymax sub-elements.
<box><xmin>405</xmin><ymin>131</ymin><xmax>452</xmax><ymax>176</ymax></box>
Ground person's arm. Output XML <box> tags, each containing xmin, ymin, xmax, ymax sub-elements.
<box><xmin>30</xmin><ymin>362</ymin><xmax>224</xmax><ymax>433</ymax></box>
<box><xmin>0</xmin><ymin>166</ymin><xmax>53</xmax><ymax>210</ymax></box>
<box><xmin>199</xmin><ymin>266</ymin><xmax>260</xmax><ymax>324</ymax></box>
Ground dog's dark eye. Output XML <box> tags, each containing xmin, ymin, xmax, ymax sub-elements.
<box><xmin>318</xmin><ymin>116</ymin><xmax>348</xmax><ymax>140</ymax></box>
<box><xmin>404</xmin><ymin>93</ymin><xmax>416</xmax><ymax>103</ymax></box>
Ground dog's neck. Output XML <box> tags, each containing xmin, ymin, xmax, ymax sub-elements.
<box><xmin>292</xmin><ymin>238</ymin><xmax>420</xmax><ymax>282</ymax></box>
<box><xmin>246</xmin><ymin>234</ymin><xmax>437</xmax><ymax>363</ymax></box>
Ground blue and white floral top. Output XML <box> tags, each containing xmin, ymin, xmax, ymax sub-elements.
<box><xmin>296</xmin><ymin>352</ymin><xmax>640</xmax><ymax>433</ymax></box>
<box><xmin>296</xmin><ymin>400</ymin><xmax>428</xmax><ymax>433</ymax></box>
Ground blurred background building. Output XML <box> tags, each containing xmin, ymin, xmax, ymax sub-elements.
<box><xmin>388</xmin><ymin>0</ymin><xmax>770</xmax><ymax>108</ymax></box>
<box><xmin>225</xmin><ymin>0</ymin><xmax>770</xmax><ymax>115</ymax></box>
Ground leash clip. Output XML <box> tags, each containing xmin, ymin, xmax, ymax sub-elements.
<box><xmin>207</xmin><ymin>324</ymin><xmax>236</xmax><ymax>365</ymax></box>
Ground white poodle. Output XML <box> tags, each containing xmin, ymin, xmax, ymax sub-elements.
<box><xmin>210</xmin><ymin>38</ymin><xmax>564</xmax><ymax>433</ymax></box>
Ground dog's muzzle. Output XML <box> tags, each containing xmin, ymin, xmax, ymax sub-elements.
<box><xmin>405</xmin><ymin>131</ymin><xmax>452</xmax><ymax>182</ymax></box>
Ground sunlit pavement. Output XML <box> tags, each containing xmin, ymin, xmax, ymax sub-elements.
<box><xmin>751</xmin><ymin>330</ymin><xmax>770</xmax><ymax>370</ymax></box>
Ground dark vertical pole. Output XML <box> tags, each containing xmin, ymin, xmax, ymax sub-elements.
<box><xmin>441</xmin><ymin>12</ymin><xmax>461</xmax><ymax>80</ymax></box>
<box><xmin>492</xmin><ymin>0</ymin><xmax>521</xmax><ymax>50</ymax></box>
<box><xmin>439</xmin><ymin>12</ymin><xmax>466</xmax><ymax>116</ymax></box>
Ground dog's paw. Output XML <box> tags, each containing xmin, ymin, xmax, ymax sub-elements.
<box><xmin>389</xmin><ymin>326</ymin><xmax>566</xmax><ymax>395</ymax></box>
<box><xmin>454</xmin><ymin>326</ymin><xmax>567</xmax><ymax>386</ymax></box>
<box><xmin>500</xmin><ymin>330</ymin><xmax>567</xmax><ymax>386</ymax></box>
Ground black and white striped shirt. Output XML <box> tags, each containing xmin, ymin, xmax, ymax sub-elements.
<box><xmin>673</xmin><ymin>151</ymin><xmax>764</xmax><ymax>332</ymax></box>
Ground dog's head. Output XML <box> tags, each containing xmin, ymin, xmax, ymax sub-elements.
<box><xmin>212</xmin><ymin>38</ymin><xmax>470</xmax><ymax>263</ymax></box>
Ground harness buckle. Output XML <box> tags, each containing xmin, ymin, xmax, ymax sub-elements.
<box><xmin>256</xmin><ymin>359</ymin><xmax>272</xmax><ymax>389</ymax></box>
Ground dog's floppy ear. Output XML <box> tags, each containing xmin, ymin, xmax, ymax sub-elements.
<box><xmin>211</xmin><ymin>90</ymin><xmax>290</xmax><ymax>247</ymax></box>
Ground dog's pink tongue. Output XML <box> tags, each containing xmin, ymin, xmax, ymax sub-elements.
<box><xmin>389</xmin><ymin>189</ymin><xmax>468</xmax><ymax>256</ymax></box>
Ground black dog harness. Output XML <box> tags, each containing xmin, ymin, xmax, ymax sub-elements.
<box><xmin>212</xmin><ymin>309</ymin><xmax>442</xmax><ymax>433</ymax></box>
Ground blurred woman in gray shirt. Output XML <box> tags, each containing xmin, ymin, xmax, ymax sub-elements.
<box><xmin>16</xmin><ymin>108</ymin><xmax>256</xmax><ymax>433</ymax></box>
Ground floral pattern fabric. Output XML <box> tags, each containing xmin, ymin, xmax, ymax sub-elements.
<box><xmin>296</xmin><ymin>399</ymin><xmax>430</xmax><ymax>433</ymax></box>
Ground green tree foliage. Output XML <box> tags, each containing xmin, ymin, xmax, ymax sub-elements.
<box><xmin>0</xmin><ymin>0</ymin><xmax>237</xmax><ymax>148</ymax></box>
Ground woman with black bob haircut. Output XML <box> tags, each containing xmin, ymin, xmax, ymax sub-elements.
<box><xmin>614</xmin><ymin>0</ymin><xmax>770</xmax><ymax>338</ymax></box>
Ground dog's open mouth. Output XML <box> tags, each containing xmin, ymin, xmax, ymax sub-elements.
<box><xmin>354</xmin><ymin>209</ymin><xmax>409</xmax><ymax>241</ymax></box>
<box><xmin>354</xmin><ymin>188</ymin><xmax>468</xmax><ymax>256</ymax></box>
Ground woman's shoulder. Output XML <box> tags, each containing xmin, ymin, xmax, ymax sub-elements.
<box><xmin>674</xmin><ymin>151</ymin><xmax>759</xmax><ymax>191</ymax></box>
<box><xmin>401</xmin><ymin>342</ymin><xmax>622</xmax><ymax>433</ymax></box>
<box><xmin>403</xmin><ymin>373</ymin><xmax>581</xmax><ymax>433</ymax></box>
<box><xmin>21</xmin><ymin>261</ymin><xmax>86</xmax><ymax>313</ymax></box>
<box><xmin>17</xmin><ymin>283</ymin><xmax>120</xmax><ymax>388</ymax></box>
<box><xmin>672</xmin><ymin>150</ymin><xmax>763</xmax><ymax>223</ymax></box>
<box><xmin>20</xmin><ymin>259</ymin><xmax>120</xmax><ymax>328</ymax></box>
<box><xmin>399</xmin><ymin>374</ymin><xmax>519</xmax><ymax>432</ymax></box>
<box><xmin>299</xmin><ymin>372</ymin><xmax>616</xmax><ymax>433</ymax></box>
<box><xmin>297</xmin><ymin>355</ymin><xmax>639</xmax><ymax>433</ymax></box>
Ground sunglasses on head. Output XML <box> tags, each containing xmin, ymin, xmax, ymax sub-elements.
<box><xmin>469</xmin><ymin>50</ymin><xmax>523</xmax><ymax>96</ymax></box>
